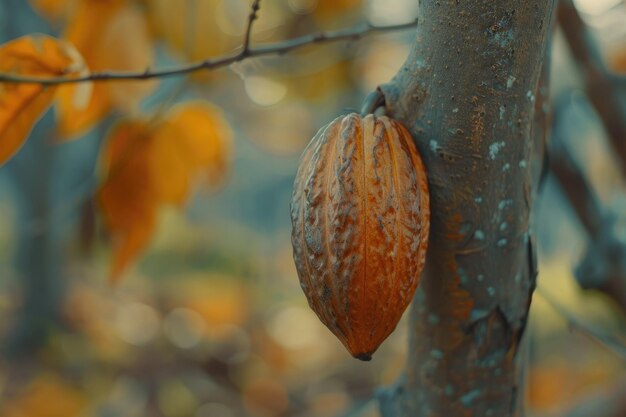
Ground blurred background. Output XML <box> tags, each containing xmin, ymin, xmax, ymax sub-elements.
<box><xmin>0</xmin><ymin>0</ymin><xmax>625</xmax><ymax>416</ymax></box>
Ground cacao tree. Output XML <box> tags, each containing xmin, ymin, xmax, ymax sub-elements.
<box><xmin>1</xmin><ymin>0</ymin><xmax>625</xmax><ymax>416</ymax></box>
<box><xmin>377</xmin><ymin>1</ymin><xmax>553</xmax><ymax>415</ymax></box>
<box><xmin>293</xmin><ymin>1</ymin><xmax>557</xmax><ymax>415</ymax></box>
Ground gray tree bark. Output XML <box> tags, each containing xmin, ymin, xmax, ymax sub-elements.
<box><xmin>375</xmin><ymin>1</ymin><xmax>556</xmax><ymax>415</ymax></box>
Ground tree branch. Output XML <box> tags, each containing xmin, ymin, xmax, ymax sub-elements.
<box><xmin>548</xmin><ymin>97</ymin><xmax>604</xmax><ymax>240</ymax></box>
<box><xmin>557</xmin><ymin>0</ymin><xmax>626</xmax><ymax>176</ymax></box>
<box><xmin>549</xmin><ymin>93</ymin><xmax>626</xmax><ymax>313</ymax></box>
<box><xmin>0</xmin><ymin>18</ymin><xmax>418</xmax><ymax>85</ymax></box>
<box><xmin>242</xmin><ymin>0</ymin><xmax>261</xmax><ymax>53</ymax></box>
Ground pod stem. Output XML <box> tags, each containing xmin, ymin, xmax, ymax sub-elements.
<box><xmin>360</xmin><ymin>87</ymin><xmax>387</xmax><ymax>117</ymax></box>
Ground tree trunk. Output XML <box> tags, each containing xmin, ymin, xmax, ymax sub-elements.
<box><xmin>377</xmin><ymin>1</ymin><xmax>555</xmax><ymax>416</ymax></box>
<box><xmin>1</xmin><ymin>0</ymin><xmax>67</xmax><ymax>357</ymax></box>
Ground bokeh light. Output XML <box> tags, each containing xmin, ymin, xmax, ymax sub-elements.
<box><xmin>0</xmin><ymin>1</ymin><xmax>625</xmax><ymax>417</ymax></box>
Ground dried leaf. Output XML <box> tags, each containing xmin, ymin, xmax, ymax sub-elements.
<box><xmin>101</xmin><ymin>2</ymin><xmax>157</xmax><ymax>111</ymax></box>
<box><xmin>56</xmin><ymin>83</ymin><xmax>109</xmax><ymax>137</ymax></box>
<box><xmin>56</xmin><ymin>0</ymin><xmax>155</xmax><ymax>137</ymax></box>
<box><xmin>98</xmin><ymin>120</ymin><xmax>157</xmax><ymax>283</ymax></box>
<box><xmin>0</xmin><ymin>34</ymin><xmax>84</xmax><ymax>164</ymax></box>
<box><xmin>106</xmin><ymin>208</ymin><xmax>156</xmax><ymax>283</ymax></box>
<box><xmin>98</xmin><ymin>101</ymin><xmax>233</xmax><ymax>282</ymax></box>
<box><xmin>148</xmin><ymin>129</ymin><xmax>191</xmax><ymax>206</ymax></box>
<box><xmin>148</xmin><ymin>101</ymin><xmax>233</xmax><ymax>203</ymax></box>
<box><xmin>162</xmin><ymin>101</ymin><xmax>233</xmax><ymax>187</ymax></box>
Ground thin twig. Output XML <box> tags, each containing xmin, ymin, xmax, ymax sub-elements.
<box><xmin>536</xmin><ymin>287</ymin><xmax>626</xmax><ymax>360</ymax></box>
<box><xmin>243</xmin><ymin>0</ymin><xmax>261</xmax><ymax>53</ymax></box>
<box><xmin>0</xmin><ymin>18</ymin><xmax>418</xmax><ymax>85</ymax></box>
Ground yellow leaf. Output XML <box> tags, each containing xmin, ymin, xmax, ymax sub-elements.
<box><xmin>98</xmin><ymin>120</ymin><xmax>157</xmax><ymax>283</ymax></box>
<box><xmin>98</xmin><ymin>101</ymin><xmax>233</xmax><ymax>281</ymax></box>
<box><xmin>56</xmin><ymin>82</ymin><xmax>109</xmax><ymax>137</ymax></box>
<box><xmin>163</xmin><ymin>101</ymin><xmax>233</xmax><ymax>187</ymax></box>
<box><xmin>148</xmin><ymin>128</ymin><xmax>191</xmax><ymax>206</ymax></box>
<box><xmin>0</xmin><ymin>34</ymin><xmax>84</xmax><ymax>164</ymax></box>
<box><xmin>100</xmin><ymin>1</ymin><xmax>157</xmax><ymax>112</ymax></box>
<box><xmin>139</xmin><ymin>101</ymin><xmax>234</xmax><ymax>205</ymax></box>
<box><xmin>56</xmin><ymin>0</ymin><xmax>156</xmax><ymax>138</ymax></box>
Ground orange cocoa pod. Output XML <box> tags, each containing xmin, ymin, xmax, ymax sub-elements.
<box><xmin>290</xmin><ymin>113</ymin><xmax>430</xmax><ymax>360</ymax></box>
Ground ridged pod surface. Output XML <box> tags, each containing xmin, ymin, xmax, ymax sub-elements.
<box><xmin>290</xmin><ymin>113</ymin><xmax>430</xmax><ymax>360</ymax></box>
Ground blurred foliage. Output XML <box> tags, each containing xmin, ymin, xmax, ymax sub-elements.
<box><xmin>0</xmin><ymin>34</ymin><xmax>84</xmax><ymax>163</ymax></box>
<box><xmin>0</xmin><ymin>0</ymin><xmax>625</xmax><ymax>417</ymax></box>
<box><xmin>98</xmin><ymin>101</ymin><xmax>231</xmax><ymax>281</ymax></box>
<box><xmin>55</xmin><ymin>0</ymin><xmax>156</xmax><ymax>137</ymax></box>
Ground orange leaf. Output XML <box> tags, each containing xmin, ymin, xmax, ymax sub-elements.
<box><xmin>102</xmin><ymin>2</ymin><xmax>157</xmax><ymax>111</ymax></box>
<box><xmin>56</xmin><ymin>0</ymin><xmax>156</xmax><ymax>137</ymax></box>
<box><xmin>98</xmin><ymin>120</ymin><xmax>157</xmax><ymax>282</ymax></box>
<box><xmin>146</xmin><ymin>101</ymin><xmax>232</xmax><ymax>205</ymax></box>
<box><xmin>98</xmin><ymin>101</ymin><xmax>233</xmax><ymax>282</ymax></box>
<box><xmin>148</xmin><ymin>128</ymin><xmax>191</xmax><ymax>206</ymax></box>
<box><xmin>0</xmin><ymin>34</ymin><xmax>84</xmax><ymax>164</ymax></box>
<box><xmin>106</xmin><ymin>206</ymin><xmax>156</xmax><ymax>283</ymax></box>
<box><xmin>162</xmin><ymin>101</ymin><xmax>233</xmax><ymax>187</ymax></box>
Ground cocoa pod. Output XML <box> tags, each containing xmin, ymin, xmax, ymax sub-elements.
<box><xmin>290</xmin><ymin>113</ymin><xmax>430</xmax><ymax>360</ymax></box>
